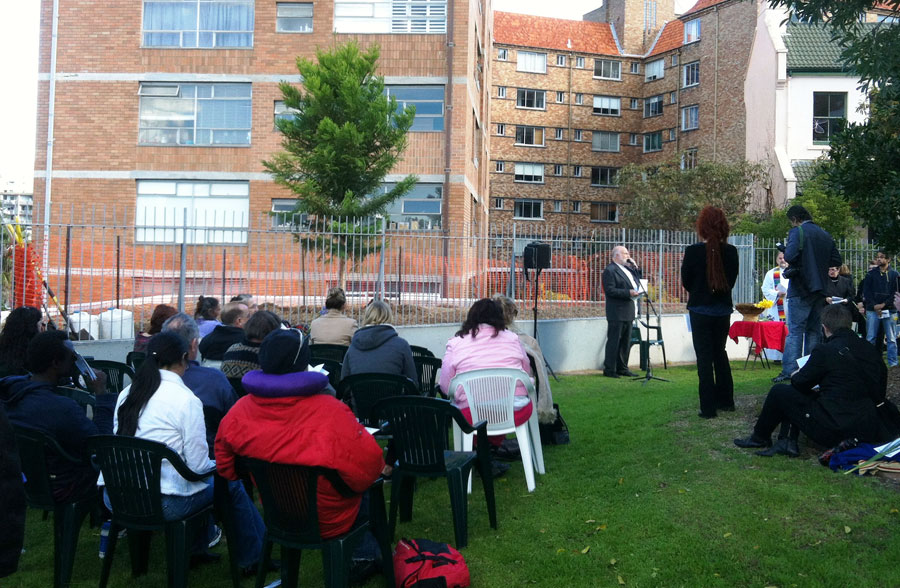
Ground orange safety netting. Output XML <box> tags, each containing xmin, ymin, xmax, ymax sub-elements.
<box><xmin>12</xmin><ymin>244</ymin><xmax>43</xmax><ymax>309</ymax></box>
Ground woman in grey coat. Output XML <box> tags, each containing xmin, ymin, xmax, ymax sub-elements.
<box><xmin>341</xmin><ymin>300</ymin><xmax>417</xmax><ymax>383</ymax></box>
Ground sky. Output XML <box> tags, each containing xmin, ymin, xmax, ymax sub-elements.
<box><xmin>0</xmin><ymin>0</ymin><xmax>696</xmax><ymax>192</ymax></box>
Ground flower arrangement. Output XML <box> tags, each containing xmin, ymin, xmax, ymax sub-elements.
<box><xmin>735</xmin><ymin>300</ymin><xmax>772</xmax><ymax>321</ymax></box>
<box><xmin>754</xmin><ymin>299</ymin><xmax>774</xmax><ymax>310</ymax></box>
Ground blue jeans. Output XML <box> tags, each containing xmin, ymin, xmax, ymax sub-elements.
<box><xmin>781</xmin><ymin>295</ymin><xmax>824</xmax><ymax>376</ymax></box>
<box><xmin>866</xmin><ymin>310</ymin><xmax>898</xmax><ymax>366</ymax></box>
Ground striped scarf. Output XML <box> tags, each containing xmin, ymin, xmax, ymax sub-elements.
<box><xmin>773</xmin><ymin>268</ymin><xmax>786</xmax><ymax>320</ymax></box>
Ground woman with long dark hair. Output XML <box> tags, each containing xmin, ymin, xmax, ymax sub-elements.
<box><xmin>193</xmin><ymin>296</ymin><xmax>221</xmax><ymax>338</ymax></box>
<box><xmin>681</xmin><ymin>206</ymin><xmax>740</xmax><ymax>419</ymax></box>
<box><xmin>103</xmin><ymin>331</ymin><xmax>265</xmax><ymax>571</ymax></box>
<box><xmin>0</xmin><ymin>307</ymin><xmax>45</xmax><ymax>377</ymax></box>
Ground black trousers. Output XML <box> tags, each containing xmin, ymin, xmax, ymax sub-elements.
<box><xmin>604</xmin><ymin>319</ymin><xmax>633</xmax><ymax>374</ymax></box>
<box><xmin>753</xmin><ymin>384</ymin><xmax>844</xmax><ymax>448</ymax></box>
<box><xmin>689</xmin><ymin>311</ymin><xmax>733</xmax><ymax>415</ymax></box>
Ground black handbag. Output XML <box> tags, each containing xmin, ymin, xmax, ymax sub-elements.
<box><xmin>539</xmin><ymin>403</ymin><xmax>570</xmax><ymax>445</ymax></box>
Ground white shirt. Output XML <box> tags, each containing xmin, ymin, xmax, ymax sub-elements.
<box><xmin>615</xmin><ymin>262</ymin><xmax>640</xmax><ymax>313</ymax></box>
<box><xmin>98</xmin><ymin>369</ymin><xmax>213</xmax><ymax>496</ymax></box>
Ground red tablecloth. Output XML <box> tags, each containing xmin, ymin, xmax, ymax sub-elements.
<box><xmin>729</xmin><ymin>320</ymin><xmax>789</xmax><ymax>354</ymax></box>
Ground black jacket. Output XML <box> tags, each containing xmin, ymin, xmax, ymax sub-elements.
<box><xmin>861</xmin><ymin>266</ymin><xmax>900</xmax><ymax>311</ymax></box>
<box><xmin>791</xmin><ymin>328</ymin><xmax>894</xmax><ymax>443</ymax></box>
<box><xmin>784</xmin><ymin>221</ymin><xmax>842</xmax><ymax>298</ymax></box>
<box><xmin>680</xmin><ymin>242</ymin><xmax>739</xmax><ymax>310</ymax></box>
<box><xmin>824</xmin><ymin>275</ymin><xmax>855</xmax><ymax>302</ymax></box>
<box><xmin>602</xmin><ymin>263</ymin><xmax>642</xmax><ymax>322</ymax></box>
<box><xmin>340</xmin><ymin>325</ymin><xmax>417</xmax><ymax>383</ymax></box>
<box><xmin>199</xmin><ymin>324</ymin><xmax>246</xmax><ymax>361</ymax></box>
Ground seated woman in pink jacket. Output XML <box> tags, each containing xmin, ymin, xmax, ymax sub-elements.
<box><xmin>440</xmin><ymin>298</ymin><xmax>533</xmax><ymax>447</ymax></box>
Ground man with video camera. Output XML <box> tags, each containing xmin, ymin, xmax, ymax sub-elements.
<box><xmin>773</xmin><ymin>205</ymin><xmax>842</xmax><ymax>383</ymax></box>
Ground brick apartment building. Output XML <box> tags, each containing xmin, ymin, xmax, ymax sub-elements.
<box><xmin>33</xmin><ymin>0</ymin><xmax>493</xmax><ymax>242</ymax></box>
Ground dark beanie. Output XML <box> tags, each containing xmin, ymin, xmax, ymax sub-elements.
<box><xmin>258</xmin><ymin>329</ymin><xmax>310</xmax><ymax>374</ymax></box>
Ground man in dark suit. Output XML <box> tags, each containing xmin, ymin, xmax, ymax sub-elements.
<box><xmin>602</xmin><ymin>246</ymin><xmax>642</xmax><ymax>378</ymax></box>
<box><xmin>774</xmin><ymin>205</ymin><xmax>842</xmax><ymax>382</ymax></box>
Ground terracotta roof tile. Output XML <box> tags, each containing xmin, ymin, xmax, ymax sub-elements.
<box><xmin>493</xmin><ymin>11</ymin><xmax>620</xmax><ymax>55</ymax></box>
<box><xmin>682</xmin><ymin>0</ymin><xmax>728</xmax><ymax>17</ymax></box>
<box><xmin>648</xmin><ymin>20</ymin><xmax>684</xmax><ymax>56</ymax></box>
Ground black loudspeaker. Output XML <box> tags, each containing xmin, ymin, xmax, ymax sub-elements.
<box><xmin>523</xmin><ymin>241</ymin><xmax>551</xmax><ymax>271</ymax></box>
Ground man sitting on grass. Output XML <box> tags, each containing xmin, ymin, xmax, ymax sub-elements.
<box><xmin>734</xmin><ymin>304</ymin><xmax>897</xmax><ymax>457</ymax></box>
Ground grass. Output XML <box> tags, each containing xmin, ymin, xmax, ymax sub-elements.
<box><xmin>9</xmin><ymin>363</ymin><xmax>900</xmax><ymax>587</ymax></box>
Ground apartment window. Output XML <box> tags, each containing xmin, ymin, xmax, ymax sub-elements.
<box><xmin>385</xmin><ymin>85</ymin><xmax>444</xmax><ymax>131</ymax></box>
<box><xmin>630</xmin><ymin>62</ymin><xmax>640</xmax><ymax>74</ymax></box>
<box><xmin>645</xmin><ymin>59</ymin><xmax>664</xmax><ymax>81</ymax></box>
<box><xmin>514</xmin><ymin>163</ymin><xmax>544</xmax><ymax>183</ymax></box>
<box><xmin>683</xmin><ymin>61</ymin><xmax>700</xmax><ymax>88</ymax></box>
<box><xmin>274</xmin><ymin>100</ymin><xmax>299</xmax><ymax>126</ymax></box>
<box><xmin>271</xmin><ymin>198</ymin><xmax>309</xmax><ymax>230</ymax></box>
<box><xmin>684</xmin><ymin>19</ymin><xmax>701</xmax><ymax>43</ymax></box>
<box><xmin>333</xmin><ymin>0</ymin><xmax>448</xmax><ymax>33</ymax></box>
<box><xmin>138</xmin><ymin>82</ymin><xmax>252</xmax><ymax>146</ymax></box>
<box><xmin>496</xmin><ymin>123</ymin><xmax>505</xmax><ymax>135</ymax></box>
<box><xmin>575</xmin><ymin>93</ymin><xmax>584</xmax><ymax>105</ymax></box>
<box><xmin>629</xmin><ymin>133</ymin><xmax>639</xmax><ymax>145</ymax></box>
<box><xmin>670</xmin><ymin>91</ymin><xmax>677</xmax><ymax>104</ymax></box>
<box><xmin>276</xmin><ymin>3</ymin><xmax>313</xmax><ymax>32</ymax></box>
<box><xmin>681</xmin><ymin>105</ymin><xmax>699</xmax><ymax>131</ymax></box>
<box><xmin>515</xmin><ymin>126</ymin><xmax>545</xmax><ymax>146</ymax></box>
<box><xmin>142</xmin><ymin>0</ymin><xmax>254</xmax><ymax>48</ymax></box>
<box><xmin>514</xmin><ymin>199</ymin><xmax>543</xmax><ymax>219</ymax></box>
<box><xmin>516</xmin><ymin>88</ymin><xmax>546</xmax><ymax>109</ymax></box>
<box><xmin>517</xmin><ymin>51</ymin><xmax>547</xmax><ymax>73</ymax></box>
<box><xmin>136</xmin><ymin>180</ymin><xmax>249</xmax><ymax>244</ymax></box>
<box><xmin>671</xmin><ymin>54</ymin><xmax>678</xmax><ymax>66</ymax></box>
<box><xmin>495</xmin><ymin>161</ymin><xmax>505</xmax><ymax>172</ymax></box>
<box><xmin>498</xmin><ymin>48</ymin><xmax>508</xmax><ymax>60</ymax></box>
<box><xmin>591</xmin><ymin>166</ymin><xmax>618</xmax><ymax>186</ymax></box>
<box><xmin>630</xmin><ymin>98</ymin><xmax>640</xmax><ymax>110</ymax></box>
<box><xmin>643</xmin><ymin>131</ymin><xmax>662</xmax><ymax>152</ymax></box>
<box><xmin>592</xmin><ymin>131</ymin><xmax>620</xmax><ymax>152</ymax></box>
<box><xmin>594</xmin><ymin>59</ymin><xmax>622</xmax><ymax>80</ymax></box>
<box><xmin>381</xmin><ymin>182</ymin><xmax>443</xmax><ymax>230</ymax></box>
<box><xmin>574</xmin><ymin>129</ymin><xmax>583</xmax><ymax>141</ymax></box>
<box><xmin>593</xmin><ymin>96</ymin><xmax>621</xmax><ymax>116</ymax></box>
<box><xmin>497</xmin><ymin>86</ymin><xmax>506</xmax><ymax>98</ymax></box>
<box><xmin>554</xmin><ymin>164</ymin><xmax>564</xmax><ymax>176</ymax></box>
<box><xmin>813</xmin><ymin>92</ymin><xmax>847</xmax><ymax>143</ymax></box>
<box><xmin>644</xmin><ymin>95</ymin><xmax>663</xmax><ymax>118</ymax></box>
<box><xmin>493</xmin><ymin>197</ymin><xmax>504</xmax><ymax>209</ymax></box>
<box><xmin>681</xmin><ymin>149</ymin><xmax>698</xmax><ymax>170</ymax></box>
<box><xmin>554</xmin><ymin>128</ymin><xmax>564</xmax><ymax>140</ymax></box>
<box><xmin>556</xmin><ymin>54</ymin><xmax>567</xmax><ymax>66</ymax></box>
<box><xmin>576</xmin><ymin>56</ymin><xmax>585</xmax><ymax>68</ymax></box>
<box><xmin>591</xmin><ymin>202</ymin><xmax>618</xmax><ymax>223</ymax></box>
<box><xmin>572</xmin><ymin>201</ymin><xmax>581</xmax><ymax>213</ymax></box>
<box><xmin>573</xmin><ymin>165</ymin><xmax>582</xmax><ymax>177</ymax></box>
<box><xmin>556</xmin><ymin>91</ymin><xmax>565</xmax><ymax>103</ymax></box>
<box><xmin>668</xmin><ymin>129</ymin><xmax>676</xmax><ymax>141</ymax></box>
<box><xmin>553</xmin><ymin>200</ymin><xmax>562</xmax><ymax>212</ymax></box>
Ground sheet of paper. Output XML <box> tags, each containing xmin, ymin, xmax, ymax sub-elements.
<box><xmin>308</xmin><ymin>363</ymin><xmax>329</xmax><ymax>376</ymax></box>
<box><xmin>796</xmin><ymin>354</ymin><xmax>811</xmax><ymax>370</ymax></box>
<box><xmin>365</xmin><ymin>427</ymin><xmax>380</xmax><ymax>436</ymax></box>
<box><xmin>874</xmin><ymin>439</ymin><xmax>900</xmax><ymax>458</ymax></box>
<box><xmin>830</xmin><ymin>297</ymin><xmax>845</xmax><ymax>305</ymax></box>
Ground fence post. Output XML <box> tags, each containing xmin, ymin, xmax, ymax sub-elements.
<box><xmin>178</xmin><ymin>208</ymin><xmax>187</xmax><ymax>313</ymax></box>
<box><xmin>221</xmin><ymin>248</ymin><xmax>226</xmax><ymax>302</ymax></box>
<box><xmin>658</xmin><ymin>229</ymin><xmax>664</xmax><ymax>312</ymax></box>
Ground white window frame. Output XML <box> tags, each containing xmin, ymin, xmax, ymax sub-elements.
<box><xmin>681</xmin><ymin>149</ymin><xmax>698</xmax><ymax>170</ymax></box>
<box><xmin>516</xmin><ymin>88</ymin><xmax>546</xmax><ymax>110</ymax></box>
<box><xmin>136</xmin><ymin>180</ymin><xmax>249</xmax><ymax>244</ymax></box>
<box><xmin>594</xmin><ymin>59</ymin><xmax>622</xmax><ymax>80</ymax></box>
<box><xmin>629</xmin><ymin>133</ymin><xmax>639</xmax><ymax>146</ymax></box>
<box><xmin>496</xmin><ymin>123</ymin><xmax>505</xmax><ymax>135</ymax></box>
<box><xmin>142</xmin><ymin>0</ymin><xmax>255</xmax><ymax>48</ymax></box>
<box><xmin>333</xmin><ymin>0</ymin><xmax>448</xmax><ymax>34</ymax></box>
<box><xmin>644</xmin><ymin>95</ymin><xmax>663</xmax><ymax>118</ymax></box>
<box><xmin>498</xmin><ymin>47</ymin><xmax>508</xmax><ymax>60</ymax></box>
<box><xmin>630</xmin><ymin>98</ymin><xmax>640</xmax><ymax>110</ymax></box>
<box><xmin>575</xmin><ymin>93</ymin><xmax>584</xmax><ymax>105</ymax></box>
<box><xmin>514</xmin><ymin>163</ymin><xmax>544</xmax><ymax>183</ymax></box>
<box><xmin>681</xmin><ymin>105</ymin><xmax>699</xmax><ymax>131</ymax></box>
<box><xmin>554</xmin><ymin>128</ymin><xmax>564</xmax><ymax>140</ymax></box>
<box><xmin>556</xmin><ymin>91</ymin><xmax>565</xmax><ymax>103</ymax></box>
<box><xmin>576</xmin><ymin>56</ymin><xmax>585</xmax><ymax>68</ymax></box>
<box><xmin>274</xmin><ymin>100</ymin><xmax>298</xmax><ymax>126</ymax></box>
<box><xmin>385</xmin><ymin>85</ymin><xmax>445</xmax><ymax>132</ymax></box>
<box><xmin>684</xmin><ymin>19</ymin><xmax>701</xmax><ymax>44</ymax></box>
<box><xmin>671</xmin><ymin>54</ymin><xmax>678</xmax><ymax>67</ymax></box>
<box><xmin>670</xmin><ymin>91</ymin><xmax>677</xmax><ymax>104</ymax></box>
<box><xmin>591</xmin><ymin>166</ymin><xmax>618</xmax><ymax>186</ymax></box>
<box><xmin>630</xmin><ymin>62</ymin><xmax>640</xmax><ymax>74</ymax></box>
<box><xmin>493</xmin><ymin>197</ymin><xmax>504</xmax><ymax>209</ymax></box>
<box><xmin>276</xmin><ymin>3</ymin><xmax>313</xmax><ymax>33</ymax></box>
<box><xmin>590</xmin><ymin>201</ymin><xmax>619</xmax><ymax>223</ymax></box>
<box><xmin>645</xmin><ymin>59</ymin><xmax>664</xmax><ymax>81</ymax></box>
<box><xmin>517</xmin><ymin>51</ymin><xmax>547</xmax><ymax>73</ymax></box>
<box><xmin>573</xmin><ymin>165</ymin><xmax>582</xmax><ymax>178</ymax></box>
<box><xmin>592</xmin><ymin>131</ymin><xmax>620</xmax><ymax>152</ymax></box>
<box><xmin>497</xmin><ymin>86</ymin><xmax>506</xmax><ymax>98</ymax></box>
<box><xmin>574</xmin><ymin>129</ymin><xmax>583</xmax><ymax>141</ymax></box>
<box><xmin>515</xmin><ymin>125</ymin><xmax>545</xmax><ymax>147</ymax></box>
<box><xmin>553</xmin><ymin>200</ymin><xmax>562</xmax><ymax>212</ymax></box>
<box><xmin>138</xmin><ymin>82</ymin><xmax>252</xmax><ymax>146</ymax></box>
<box><xmin>495</xmin><ymin>161</ymin><xmax>505</xmax><ymax>172</ymax></box>
<box><xmin>553</xmin><ymin>164</ymin><xmax>564</xmax><ymax>176</ymax></box>
<box><xmin>514</xmin><ymin>199</ymin><xmax>544</xmax><ymax>219</ymax></box>
<box><xmin>271</xmin><ymin>198</ymin><xmax>308</xmax><ymax>230</ymax></box>
<box><xmin>556</xmin><ymin>54</ymin><xmax>567</xmax><ymax>66</ymax></box>
<box><xmin>683</xmin><ymin>61</ymin><xmax>700</xmax><ymax>88</ymax></box>
<box><xmin>571</xmin><ymin>201</ymin><xmax>581</xmax><ymax>213</ymax></box>
<box><xmin>643</xmin><ymin>132</ymin><xmax>662</xmax><ymax>153</ymax></box>
<box><xmin>592</xmin><ymin>95</ymin><xmax>621</xmax><ymax>116</ymax></box>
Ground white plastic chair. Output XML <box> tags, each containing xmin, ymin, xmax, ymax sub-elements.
<box><xmin>449</xmin><ymin>368</ymin><xmax>545</xmax><ymax>492</ymax></box>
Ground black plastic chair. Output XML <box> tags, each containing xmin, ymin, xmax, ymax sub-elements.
<box><xmin>336</xmin><ymin>373</ymin><xmax>421</xmax><ymax>428</ymax></box>
<box><xmin>409</xmin><ymin>345</ymin><xmax>435</xmax><ymax>359</ymax></box>
<box><xmin>56</xmin><ymin>386</ymin><xmax>96</xmax><ymax>411</ymax></box>
<box><xmin>413</xmin><ymin>356</ymin><xmax>443</xmax><ymax>397</ymax></box>
<box><xmin>234</xmin><ymin>457</ymin><xmax>394</xmax><ymax>588</ymax></box>
<box><xmin>126</xmin><ymin>351</ymin><xmax>147</xmax><ymax>371</ymax></box>
<box><xmin>372</xmin><ymin>396</ymin><xmax>496</xmax><ymax>548</ymax></box>
<box><xmin>87</xmin><ymin>435</ymin><xmax>217</xmax><ymax>588</ymax></box>
<box><xmin>308</xmin><ymin>344</ymin><xmax>349</xmax><ymax>364</ymax></box>
<box><xmin>86</xmin><ymin>360</ymin><xmax>136</xmax><ymax>395</ymax></box>
<box><xmin>309</xmin><ymin>357</ymin><xmax>343</xmax><ymax>391</ymax></box>
<box><xmin>13</xmin><ymin>426</ymin><xmax>98</xmax><ymax>588</ymax></box>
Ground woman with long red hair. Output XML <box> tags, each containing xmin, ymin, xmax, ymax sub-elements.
<box><xmin>681</xmin><ymin>206</ymin><xmax>740</xmax><ymax>418</ymax></box>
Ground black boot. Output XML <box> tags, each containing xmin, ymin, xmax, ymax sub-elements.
<box><xmin>734</xmin><ymin>434</ymin><xmax>772</xmax><ymax>449</ymax></box>
<box><xmin>755</xmin><ymin>438</ymin><xmax>800</xmax><ymax>457</ymax></box>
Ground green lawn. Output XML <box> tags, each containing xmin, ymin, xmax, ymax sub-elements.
<box><xmin>9</xmin><ymin>364</ymin><xmax>900</xmax><ymax>587</ymax></box>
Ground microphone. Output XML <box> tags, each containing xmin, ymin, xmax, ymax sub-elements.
<box><xmin>625</xmin><ymin>258</ymin><xmax>638</xmax><ymax>270</ymax></box>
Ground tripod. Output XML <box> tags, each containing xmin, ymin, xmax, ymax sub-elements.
<box><xmin>632</xmin><ymin>288</ymin><xmax>669</xmax><ymax>385</ymax></box>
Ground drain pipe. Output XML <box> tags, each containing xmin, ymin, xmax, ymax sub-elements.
<box><xmin>42</xmin><ymin>0</ymin><xmax>61</xmax><ymax>281</ymax></box>
<box><xmin>440</xmin><ymin>0</ymin><xmax>455</xmax><ymax>297</ymax></box>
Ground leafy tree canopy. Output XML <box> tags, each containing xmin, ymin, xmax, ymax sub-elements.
<box><xmin>617</xmin><ymin>157</ymin><xmax>767</xmax><ymax>231</ymax></box>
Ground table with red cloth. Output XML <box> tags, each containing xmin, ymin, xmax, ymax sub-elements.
<box><xmin>728</xmin><ymin>320</ymin><xmax>789</xmax><ymax>369</ymax></box>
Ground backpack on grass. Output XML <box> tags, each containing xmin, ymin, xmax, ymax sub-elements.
<box><xmin>393</xmin><ymin>538</ymin><xmax>470</xmax><ymax>588</ymax></box>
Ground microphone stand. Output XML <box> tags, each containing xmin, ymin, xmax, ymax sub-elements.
<box><xmin>631</xmin><ymin>274</ymin><xmax>669</xmax><ymax>385</ymax></box>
